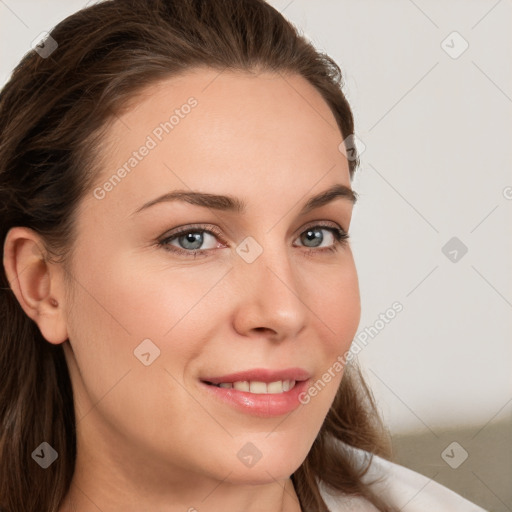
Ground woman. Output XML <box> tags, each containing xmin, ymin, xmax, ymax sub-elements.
<box><xmin>0</xmin><ymin>1</ymin><xmax>487</xmax><ymax>511</ymax></box>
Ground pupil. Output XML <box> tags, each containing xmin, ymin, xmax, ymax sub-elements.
<box><xmin>181</xmin><ymin>232</ymin><xmax>203</xmax><ymax>249</ymax></box>
<box><xmin>303</xmin><ymin>229</ymin><xmax>322</xmax><ymax>247</ymax></box>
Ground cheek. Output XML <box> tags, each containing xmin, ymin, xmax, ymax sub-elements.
<box><xmin>311</xmin><ymin>257</ymin><xmax>361</xmax><ymax>355</ymax></box>
<box><xmin>63</xmin><ymin>255</ymin><xmax>227</xmax><ymax>469</ymax></box>
<box><xmin>67</xmin><ymin>245</ymin><xmax>227</xmax><ymax>345</ymax></box>
<box><xmin>303</xmin><ymin>253</ymin><xmax>361</xmax><ymax>408</ymax></box>
<box><xmin>63</xmin><ymin>249</ymin><xmax>232</xmax><ymax>417</ymax></box>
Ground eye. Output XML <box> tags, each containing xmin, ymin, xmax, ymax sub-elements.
<box><xmin>294</xmin><ymin>224</ymin><xmax>349</xmax><ymax>255</ymax></box>
<box><xmin>158</xmin><ymin>224</ymin><xmax>225</xmax><ymax>257</ymax></box>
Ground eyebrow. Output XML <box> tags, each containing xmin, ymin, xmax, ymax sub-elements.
<box><xmin>132</xmin><ymin>183</ymin><xmax>357</xmax><ymax>216</ymax></box>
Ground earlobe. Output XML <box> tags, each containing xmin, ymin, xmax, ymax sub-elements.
<box><xmin>3</xmin><ymin>226</ymin><xmax>69</xmax><ymax>345</ymax></box>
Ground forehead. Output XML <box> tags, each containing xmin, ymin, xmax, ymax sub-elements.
<box><xmin>89</xmin><ymin>68</ymin><xmax>351</xmax><ymax>216</ymax></box>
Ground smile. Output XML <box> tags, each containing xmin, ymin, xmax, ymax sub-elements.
<box><xmin>199</xmin><ymin>368</ymin><xmax>311</xmax><ymax>417</ymax></box>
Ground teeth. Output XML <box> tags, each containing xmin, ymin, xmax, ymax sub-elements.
<box><xmin>215</xmin><ymin>380</ymin><xmax>296</xmax><ymax>394</ymax></box>
<box><xmin>250</xmin><ymin>381</ymin><xmax>267</xmax><ymax>394</ymax></box>
<box><xmin>233</xmin><ymin>381</ymin><xmax>250</xmax><ymax>392</ymax></box>
<box><xmin>267</xmin><ymin>381</ymin><xmax>283</xmax><ymax>394</ymax></box>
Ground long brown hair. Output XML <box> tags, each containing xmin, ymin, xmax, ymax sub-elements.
<box><xmin>0</xmin><ymin>1</ymin><xmax>395</xmax><ymax>511</ymax></box>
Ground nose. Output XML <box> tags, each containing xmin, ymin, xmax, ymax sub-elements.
<box><xmin>231</xmin><ymin>240</ymin><xmax>309</xmax><ymax>342</ymax></box>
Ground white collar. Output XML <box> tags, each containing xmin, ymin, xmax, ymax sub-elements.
<box><xmin>316</xmin><ymin>445</ymin><xmax>486</xmax><ymax>511</ymax></box>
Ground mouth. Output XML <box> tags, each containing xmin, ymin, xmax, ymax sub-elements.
<box><xmin>199</xmin><ymin>367</ymin><xmax>311</xmax><ymax>417</ymax></box>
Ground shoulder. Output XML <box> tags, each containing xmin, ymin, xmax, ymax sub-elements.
<box><xmin>317</xmin><ymin>446</ymin><xmax>488</xmax><ymax>512</ymax></box>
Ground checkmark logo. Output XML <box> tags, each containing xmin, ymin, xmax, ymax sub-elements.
<box><xmin>31</xmin><ymin>442</ymin><xmax>58</xmax><ymax>469</ymax></box>
<box><xmin>441</xmin><ymin>236</ymin><xmax>468</xmax><ymax>263</ymax></box>
<box><xmin>237</xmin><ymin>442</ymin><xmax>263</xmax><ymax>468</ymax></box>
<box><xmin>236</xmin><ymin>236</ymin><xmax>263</xmax><ymax>263</ymax></box>
<box><xmin>134</xmin><ymin>338</ymin><xmax>161</xmax><ymax>366</ymax></box>
<box><xmin>31</xmin><ymin>31</ymin><xmax>58</xmax><ymax>58</ymax></box>
<box><xmin>441</xmin><ymin>31</ymin><xmax>469</xmax><ymax>59</ymax></box>
<box><xmin>441</xmin><ymin>441</ymin><xmax>468</xmax><ymax>469</ymax></box>
<box><xmin>338</xmin><ymin>134</ymin><xmax>366</xmax><ymax>162</ymax></box>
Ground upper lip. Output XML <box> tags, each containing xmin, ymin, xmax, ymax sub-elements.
<box><xmin>201</xmin><ymin>367</ymin><xmax>311</xmax><ymax>385</ymax></box>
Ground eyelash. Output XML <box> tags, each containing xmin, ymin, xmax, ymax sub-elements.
<box><xmin>157</xmin><ymin>223</ymin><xmax>349</xmax><ymax>258</ymax></box>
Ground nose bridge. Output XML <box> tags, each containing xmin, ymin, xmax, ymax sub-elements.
<box><xmin>232</xmin><ymin>233</ymin><xmax>308</xmax><ymax>337</ymax></box>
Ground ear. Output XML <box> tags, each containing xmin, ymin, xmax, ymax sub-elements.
<box><xmin>2</xmin><ymin>226</ymin><xmax>69</xmax><ymax>344</ymax></box>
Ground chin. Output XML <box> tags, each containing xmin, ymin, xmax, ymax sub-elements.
<box><xmin>223</xmin><ymin>438</ymin><xmax>310</xmax><ymax>485</ymax></box>
<box><xmin>225</xmin><ymin>461</ymin><xmax>302</xmax><ymax>486</ymax></box>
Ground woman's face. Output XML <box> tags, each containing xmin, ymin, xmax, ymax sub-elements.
<box><xmin>61</xmin><ymin>69</ymin><xmax>360</xmax><ymax>490</ymax></box>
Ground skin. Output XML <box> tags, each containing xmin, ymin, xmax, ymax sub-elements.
<box><xmin>4</xmin><ymin>68</ymin><xmax>360</xmax><ymax>512</ymax></box>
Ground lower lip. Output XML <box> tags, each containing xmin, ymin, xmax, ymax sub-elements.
<box><xmin>199</xmin><ymin>379</ymin><xmax>310</xmax><ymax>417</ymax></box>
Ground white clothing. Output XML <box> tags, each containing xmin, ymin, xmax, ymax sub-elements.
<box><xmin>318</xmin><ymin>450</ymin><xmax>487</xmax><ymax>511</ymax></box>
